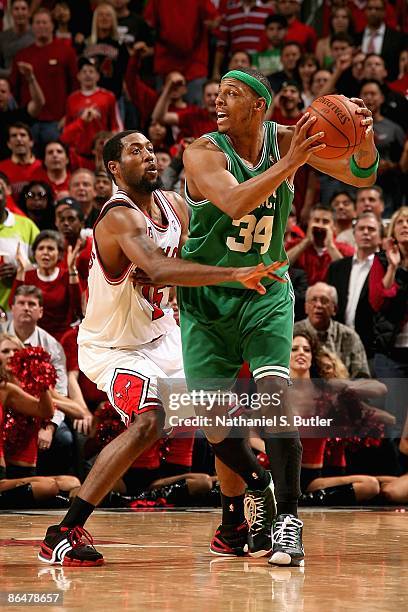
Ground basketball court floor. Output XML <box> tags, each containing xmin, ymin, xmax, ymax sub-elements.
<box><xmin>1</xmin><ymin>507</ymin><xmax>407</xmax><ymax>611</ymax></box>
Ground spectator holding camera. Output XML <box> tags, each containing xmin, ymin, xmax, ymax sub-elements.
<box><xmin>287</xmin><ymin>204</ymin><xmax>355</xmax><ymax>285</ymax></box>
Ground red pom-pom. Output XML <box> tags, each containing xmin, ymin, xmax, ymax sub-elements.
<box><xmin>93</xmin><ymin>401</ymin><xmax>125</xmax><ymax>451</ymax></box>
<box><xmin>9</xmin><ymin>347</ymin><xmax>57</xmax><ymax>396</ymax></box>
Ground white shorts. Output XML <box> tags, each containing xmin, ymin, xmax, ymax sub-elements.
<box><xmin>78</xmin><ymin>326</ymin><xmax>187</xmax><ymax>427</ymax></box>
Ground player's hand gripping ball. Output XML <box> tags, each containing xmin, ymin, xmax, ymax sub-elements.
<box><xmin>305</xmin><ymin>94</ymin><xmax>366</xmax><ymax>160</ymax></box>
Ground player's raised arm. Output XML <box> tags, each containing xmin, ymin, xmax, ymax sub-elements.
<box><xmin>184</xmin><ymin>114</ymin><xmax>325</xmax><ymax>221</ymax></box>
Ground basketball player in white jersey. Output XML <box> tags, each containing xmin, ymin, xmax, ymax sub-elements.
<box><xmin>38</xmin><ymin>130</ymin><xmax>286</xmax><ymax>566</ymax></box>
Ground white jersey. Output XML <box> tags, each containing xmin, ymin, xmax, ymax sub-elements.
<box><xmin>78</xmin><ymin>189</ymin><xmax>181</xmax><ymax>350</ymax></box>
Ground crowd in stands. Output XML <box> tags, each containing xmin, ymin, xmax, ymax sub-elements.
<box><xmin>0</xmin><ymin>0</ymin><xmax>407</xmax><ymax>510</ymax></box>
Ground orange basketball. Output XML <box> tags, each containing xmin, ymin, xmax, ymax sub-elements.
<box><xmin>305</xmin><ymin>95</ymin><xmax>365</xmax><ymax>160</ymax></box>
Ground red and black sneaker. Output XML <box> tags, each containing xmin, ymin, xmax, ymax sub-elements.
<box><xmin>209</xmin><ymin>521</ymin><xmax>248</xmax><ymax>556</ymax></box>
<box><xmin>38</xmin><ymin>525</ymin><xmax>104</xmax><ymax>566</ymax></box>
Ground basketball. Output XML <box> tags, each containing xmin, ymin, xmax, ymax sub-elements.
<box><xmin>305</xmin><ymin>95</ymin><xmax>365</xmax><ymax>160</ymax></box>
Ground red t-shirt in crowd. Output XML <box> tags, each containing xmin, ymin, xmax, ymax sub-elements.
<box><xmin>0</xmin><ymin>158</ymin><xmax>42</xmax><ymax>201</ymax></box>
<box><xmin>10</xmin><ymin>268</ymin><xmax>82</xmax><ymax>341</ymax></box>
<box><xmin>286</xmin><ymin>237</ymin><xmax>355</xmax><ymax>285</ymax></box>
<box><xmin>284</xmin><ymin>19</ymin><xmax>317</xmax><ymax>52</ymax></box>
<box><xmin>10</xmin><ymin>39</ymin><xmax>78</xmax><ymax>121</ymax></box>
<box><xmin>144</xmin><ymin>0</ymin><xmax>218</xmax><ymax>81</ymax></box>
<box><xmin>62</xmin><ymin>88</ymin><xmax>123</xmax><ymax>157</ymax></box>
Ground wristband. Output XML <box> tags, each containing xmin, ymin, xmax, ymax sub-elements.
<box><xmin>350</xmin><ymin>151</ymin><xmax>379</xmax><ymax>178</ymax></box>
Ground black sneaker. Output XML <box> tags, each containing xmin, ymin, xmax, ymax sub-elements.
<box><xmin>38</xmin><ymin>525</ymin><xmax>104</xmax><ymax>566</ymax></box>
<box><xmin>209</xmin><ymin>521</ymin><xmax>248</xmax><ymax>556</ymax></box>
<box><xmin>269</xmin><ymin>514</ymin><xmax>305</xmax><ymax>567</ymax></box>
<box><xmin>244</xmin><ymin>474</ymin><xmax>276</xmax><ymax>557</ymax></box>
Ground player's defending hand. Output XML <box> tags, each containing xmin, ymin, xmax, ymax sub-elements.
<box><xmin>234</xmin><ymin>261</ymin><xmax>287</xmax><ymax>294</ymax></box>
<box><xmin>283</xmin><ymin>113</ymin><xmax>326</xmax><ymax>170</ymax></box>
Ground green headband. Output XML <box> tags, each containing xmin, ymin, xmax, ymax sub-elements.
<box><xmin>221</xmin><ymin>70</ymin><xmax>272</xmax><ymax>109</ymax></box>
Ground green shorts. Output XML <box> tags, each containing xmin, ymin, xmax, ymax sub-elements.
<box><xmin>178</xmin><ymin>275</ymin><xmax>295</xmax><ymax>390</ymax></box>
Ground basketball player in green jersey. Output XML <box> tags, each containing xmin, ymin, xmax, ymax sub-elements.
<box><xmin>180</xmin><ymin>68</ymin><xmax>378</xmax><ymax>565</ymax></box>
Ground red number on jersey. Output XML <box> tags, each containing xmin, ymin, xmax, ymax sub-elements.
<box><xmin>141</xmin><ymin>285</ymin><xmax>166</xmax><ymax>321</ymax></box>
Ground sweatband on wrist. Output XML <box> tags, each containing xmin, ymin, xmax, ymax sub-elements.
<box><xmin>350</xmin><ymin>151</ymin><xmax>379</xmax><ymax>178</ymax></box>
<box><xmin>221</xmin><ymin>70</ymin><xmax>272</xmax><ymax>109</ymax></box>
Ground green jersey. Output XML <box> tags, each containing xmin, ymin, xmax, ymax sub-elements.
<box><xmin>182</xmin><ymin>121</ymin><xmax>294</xmax><ymax>288</ymax></box>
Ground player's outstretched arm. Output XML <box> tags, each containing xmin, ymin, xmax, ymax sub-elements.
<box><xmin>183</xmin><ymin>114</ymin><xmax>326</xmax><ymax>221</ymax></box>
<box><xmin>108</xmin><ymin>206</ymin><xmax>285</xmax><ymax>291</ymax></box>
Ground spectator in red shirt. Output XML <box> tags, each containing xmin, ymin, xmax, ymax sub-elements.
<box><xmin>54</xmin><ymin>198</ymin><xmax>92</xmax><ymax>290</ymax></box>
<box><xmin>276</xmin><ymin>0</ymin><xmax>317</xmax><ymax>52</ymax></box>
<box><xmin>152</xmin><ymin>77</ymin><xmax>218</xmax><ymax>141</ymax></box>
<box><xmin>145</xmin><ymin>0</ymin><xmax>219</xmax><ymax>105</ymax></box>
<box><xmin>32</xmin><ymin>141</ymin><xmax>71</xmax><ymax>200</ymax></box>
<box><xmin>287</xmin><ymin>204</ymin><xmax>355</xmax><ymax>285</ymax></box>
<box><xmin>0</xmin><ymin>122</ymin><xmax>42</xmax><ymax>201</ymax></box>
<box><xmin>11</xmin><ymin>229</ymin><xmax>82</xmax><ymax>341</ymax></box>
<box><xmin>9</xmin><ymin>7</ymin><xmax>77</xmax><ymax>149</ymax></box>
<box><xmin>18</xmin><ymin>181</ymin><xmax>55</xmax><ymax>231</ymax></box>
<box><xmin>61</xmin><ymin>57</ymin><xmax>123</xmax><ymax>160</ymax></box>
<box><xmin>369</xmin><ymin>206</ymin><xmax>408</xmax><ymax>433</ymax></box>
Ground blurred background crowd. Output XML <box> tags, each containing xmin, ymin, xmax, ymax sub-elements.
<box><xmin>0</xmin><ymin>0</ymin><xmax>407</xmax><ymax>510</ymax></box>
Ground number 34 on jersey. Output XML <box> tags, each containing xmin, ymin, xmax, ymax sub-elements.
<box><xmin>226</xmin><ymin>210</ymin><xmax>274</xmax><ymax>255</ymax></box>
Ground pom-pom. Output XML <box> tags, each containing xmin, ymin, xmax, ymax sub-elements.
<box><xmin>317</xmin><ymin>389</ymin><xmax>384</xmax><ymax>453</ymax></box>
<box><xmin>9</xmin><ymin>347</ymin><xmax>57</xmax><ymax>396</ymax></box>
<box><xmin>92</xmin><ymin>401</ymin><xmax>125</xmax><ymax>452</ymax></box>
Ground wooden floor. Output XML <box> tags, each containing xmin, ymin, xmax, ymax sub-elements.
<box><xmin>0</xmin><ymin>507</ymin><xmax>407</xmax><ymax>611</ymax></box>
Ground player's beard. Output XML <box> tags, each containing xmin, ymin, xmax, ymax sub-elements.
<box><xmin>127</xmin><ymin>174</ymin><xmax>163</xmax><ymax>193</ymax></box>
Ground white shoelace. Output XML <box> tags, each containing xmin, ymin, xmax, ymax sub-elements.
<box><xmin>273</xmin><ymin>516</ymin><xmax>303</xmax><ymax>549</ymax></box>
<box><xmin>244</xmin><ymin>494</ymin><xmax>265</xmax><ymax>534</ymax></box>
